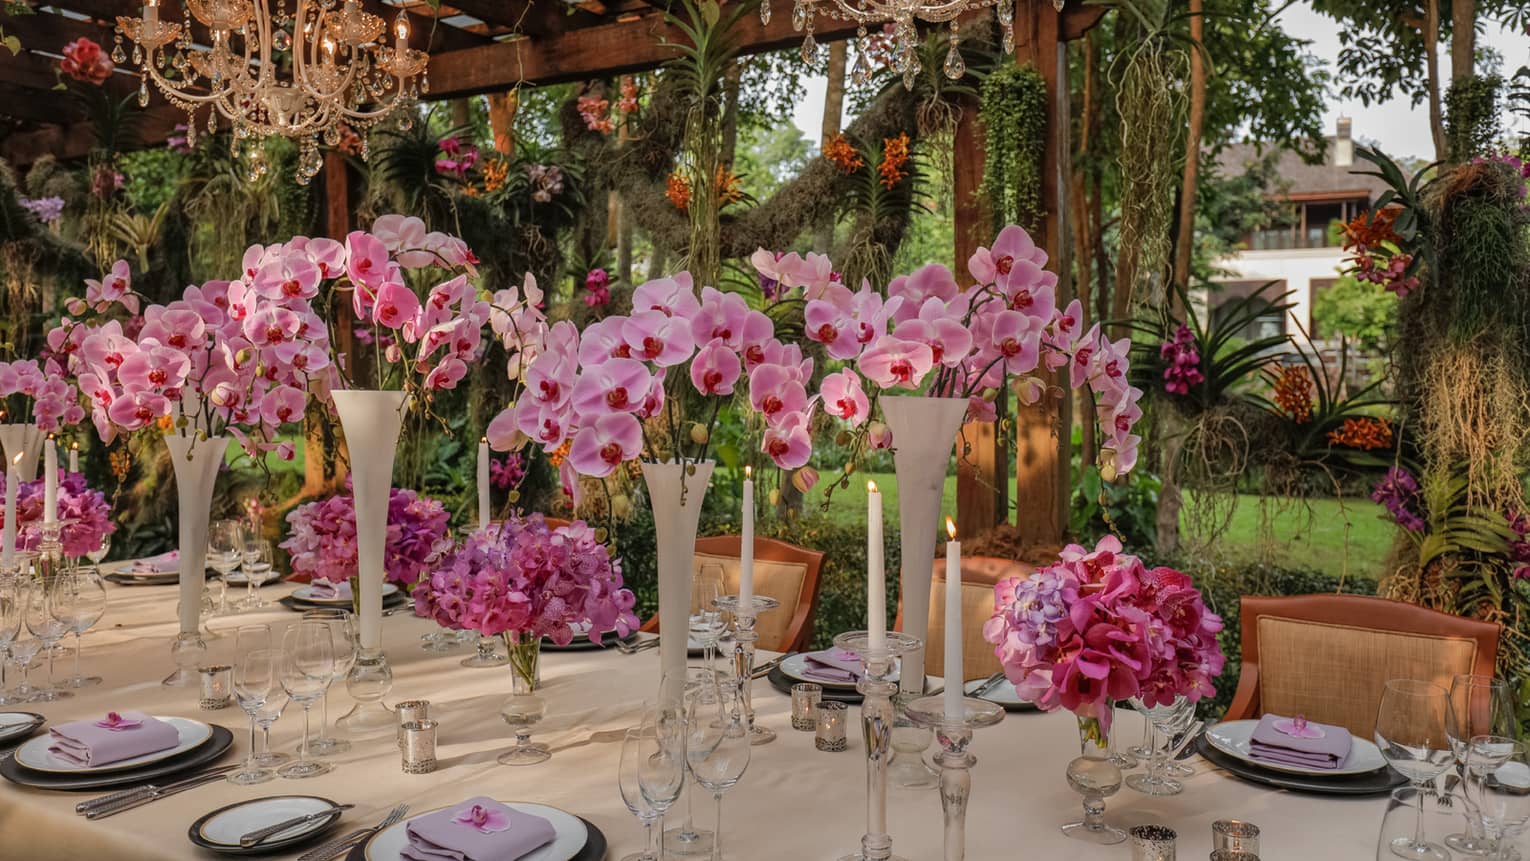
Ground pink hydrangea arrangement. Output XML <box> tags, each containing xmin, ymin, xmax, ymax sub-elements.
<box><xmin>412</xmin><ymin>515</ymin><xmax>639</xmax><ymax>645</ymax></box>
<box><xmin>281</xmin><ymin>484</ymin><xmax>451</xmax><ymax>587</ymax></box>
<box><xmin>0</xmin><ymin>359</ymin><xmax>84</xmax><ymax>433</ymax></box>
<box><xmin>983</xmin><ymin>535</ymin><xmax>1224</xmax><ymax>729</ymax></box>
<box><xmin>759</xmin><ymin>223</ymin><xmax>1143</xmax><ymax>474</ymax></box>
<box><xmin>3</xmin><ymin>471</ymin><xmax>116</xmax><ymax>558</ymax></box>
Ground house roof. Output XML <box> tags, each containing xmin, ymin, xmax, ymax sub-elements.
<box><xmin>1216</xmin><ymin>136</ymin><xmax>1396</xmax><ymax>204</ymax></box>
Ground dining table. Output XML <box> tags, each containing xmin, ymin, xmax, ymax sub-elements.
<box><xmin>0</xmin><ymin>571</ymin><xmax>1392</xmax><ymax>860</ymax></box>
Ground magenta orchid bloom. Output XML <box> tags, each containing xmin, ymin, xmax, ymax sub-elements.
<box><xmin>820</xmin><ymin>368</ymin><xmax>869</xmax><ymax>425</ymax></box>
<box><xmin>622</xmin><ymin>310</ymin><xmax>695</xmax><ymax>367</ymax></box>
<box><xmin>690</xmin><ymin>338</ymin><xmax>742</xmax><ymax>396</ymax></box>
<box><xmin>83</xmin><ymin>260</ymin><xmax>138</xmax><ymax>314</ymax></box>
<box><xmin>568</xmin><ymin>412</ymin><xmax>643</xmax><ymax>478</ymax></box>
<box><xmin>763</xmin><ymin>410</ymin><xmax>813</xmax><ymax>469</ymax></box>
<box><xmin>453</xmin><ymin>805</ymin><xmax>511</xmax><ymax>834</ymax></box>
<box><xmin>94</xmin><ymin>712</ymin><xmax>142</xmax><ymax>731</ymax></box>
<box><xmin>571</xmin><ymin>358</ymin><xmax>653</xmax><ymax>415</ymax></box>
<box><xmin>691</xmin><ymin>287</ymin><xmax>751</xmax><ymax>349</ymax></box>
<box><xmin>857</xmin><ymin>336</ymin><xmax>934</xmax><ymax>390</ymax></box>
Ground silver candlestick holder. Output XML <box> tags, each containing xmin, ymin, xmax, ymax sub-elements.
<box><xmin>33</xmin><ymin>520</ymin><xmax>65</xmax><ymax>586</ymax></box>
<box><xmin>834</xmin><ymin>629</ymin><xmax>921</xmax><ymax>861</ymax></box>
<box><xmin>904</xmin><ymin>695</ymin><xmax>1006</xmax><ymax>861</ymax></box>
<box><xmin>713</xmin><ymin>594</ymin><xmax>779</xmax><ymax>745</ymax></box>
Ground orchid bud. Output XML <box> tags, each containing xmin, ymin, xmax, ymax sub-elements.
<box><xmin>689</xmin><ymin>423</ymin><xmax>709</xmax><ymax>445</ymax></box>
<box><xmin>768</xmin><ymin>488</ymin><xmax>780</xmax><ymax>506</ymax></box>
<box><xmin>1099</xmin><ymin>451</ymin><xmax>1118</xmax><ymax>482</ymax></box>
<box><xmin>65</xmin><ymin>298</ymin><xmax>87</xmax><ymax>316</ymax></box>
<box><xmin>982</xmin><ymin>387</ymin><xmax>999</xmax><ymax>402</ymax></box>
<box><xmin>792</xmin><ymin>466</ymin><xmax>820</xmax><ymax>494</ymax></box>
<box><xmin>611</xmin><ymin>494</ymin><xmax>632</xmax><ymax>518</ymax></box>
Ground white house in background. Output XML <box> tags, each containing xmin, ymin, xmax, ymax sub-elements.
<box><xmin>1209</xmin><ymin>118</ymin><xmax>1396</xmax><ymax>341</ymax></box>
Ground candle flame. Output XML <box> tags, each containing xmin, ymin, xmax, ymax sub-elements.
<box><xmin>866</xmin><ymin>480</ymin><xmax>878</xmax><ymax>493</ymax></box>
<box><xmin>946</xmin><ymin>517</ymin><xmax>957</xmax><ymax>539</ymax></box>
<box><xmin>11</xmin><ymin>453</ymin><xmax>21</xmax><ymax>466</ymax></box>
<box><xmin>744</xmin><ymin>465</ymin><xmax>752</xmax><ymax>478</ymax></box>
<box><xmin>395</xmin><ymin>12</ymin><xmax>409</xmax><ymax>40</ymax></box>
<box><xmin>71</xmin><ymin>442</ymin><xmax>79</xmax><ymax>450</ymax></box>
<box><xmin>480</xmin><ymin>436</ymin><xmax>487</xmax><ymax>444</ymax></box>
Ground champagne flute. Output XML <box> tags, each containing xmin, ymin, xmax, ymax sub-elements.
<box><xmin>1465</xmin><ymin>736</ymin><xmax>1530</xmax><ymax>860</ymax></box>
<box><xmin>620</xmin><ymin>717</ymin><xmax>686</xmax><ymax>861</ymax></box>
<box><xmin>207</xmin><ymin>519</ymin><xmax>244</xmax><ymax>617</ymax></box>
<box><xmin>690</xmin><ymin>564</ymin><xmax>726</xmax><ymax>667</ymax></box>
<box><xmin>229</xmin><ymin>648</ymin><xmax>279</xmax><ymax>785</ymax></box>
<box><xmin>238</xmin><ymin>538</ymin><xmax>274</xmax><ymax>611</ymax></box>
<box><xmin>664</xmin><ymin>667</ymin><xmax>723</xmax><ymax>857</ymax></box>
<box><xmin>278</xmin><ymin>620</ymin><xmax>334</xmax><ymax>779</ymax></box>
<box><xmin>50</xmin><ymin>567</ymin><xmax>106</xmax><ymax>688</ymax></box>
<box><xmin>302</xmin><ymin>609</ymin><xmax>355</xmax><ymax>756</ymax></box>
<box><xmin>1125</xmin><ymin>696</ymin><xmax>1195</xmax><ymax>795</ymax></box>
<box><xmin>1375</xmin><ymin>679</ymin><xmax>1455</xmax><ymax>860</ymax></box>
<box><xmin>0</xmin><ymin>578</ymin><xmax>26</xmax><ymax>706</ymax></box>
<box><xmin>1445</xmin><ymin>674</ymin><xmax>1519</xmax><ymax>854</ymax></box>
<box><xmin>687</xmin><ymin>681</ymin><xmax>750</xmax><ymax>861</ymax></box>
<box><xmin>23</xmin><ymin>577</ymin><xmax>70</xmax><ymax>701</ymax></box>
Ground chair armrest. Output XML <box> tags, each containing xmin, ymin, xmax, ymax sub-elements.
<box><xmin>1222</xmin><ymin>662</ymin><xmax>1260</xmax><ymax>723</ymax></box>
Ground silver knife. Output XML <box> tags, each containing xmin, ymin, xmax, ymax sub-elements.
<box><xmin>972</xmin><ymin>671</ymin><xmax>1007</xmax><ymax>698</ymax></box>
<box><xmin>76</xmin><ymin>764</ymin><xmax>238</xmax><ymax>814</ymax></box>
<box><xmin>85</xmin><ymin>769</ymin><xmax>231</xmax><ymax>819</ymax></box>
<box><xmin>240</xmin><ymin>804</ymin><xmax>354</xmax><ymax>846</ymax></box>
<box><xmin>750</xmin><ymin>655</ymin><xmax>788</xmax><ymax>679</ymax></box>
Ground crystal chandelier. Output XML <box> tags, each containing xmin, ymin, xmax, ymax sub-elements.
<box><xmin>114</xmin><ymin>0</ymin><xmax>429</xmax><ymax>184</ymax></box>
<box><xmin>771</xmin><ymin>0</ymin><xmax>1065</xmax><ymax>89</ymax></box>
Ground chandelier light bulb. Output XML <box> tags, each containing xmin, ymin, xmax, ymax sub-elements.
<box><xmin>395</xmin><ymin>12</ymin><xmax>409</xmax><ymax>49</ymax></box>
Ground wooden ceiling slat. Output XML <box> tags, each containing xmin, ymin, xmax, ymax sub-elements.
<box><xmin>442</xmin><ymin>0</ymin><xmax>603</xmax><ymax>36</ymax></box>
<box><xmin>0</xmin><ymin>102</ymin><xmax>182</xmax><ymax>164</ymax></box>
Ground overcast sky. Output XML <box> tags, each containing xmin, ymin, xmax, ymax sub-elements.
<box><xmin>790</xmin><ymin>4</ymin><xmax>1530</xmax><ymax>161</ymax></box>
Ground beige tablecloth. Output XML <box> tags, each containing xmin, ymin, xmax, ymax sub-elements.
<box><xmin>0</xmin><ymin>575</ymin><xmax>1389</xmax><ymax>859</ymax></box>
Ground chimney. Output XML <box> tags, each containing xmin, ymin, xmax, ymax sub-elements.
<box><xmin>1335</xmin><ymin>116</ymin><xmax>1353</xmax><ymax>167</ymax></box>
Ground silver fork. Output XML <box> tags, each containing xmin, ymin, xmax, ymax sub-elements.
<box><xmin>616</xmin><ymin>636</ymin><xmax>659</xmax><ymax>655</ymax></box>
<box><xmin>296</xmin><ymin>803</ymin><xmax>409</xmax><ymax>861</ymax></box>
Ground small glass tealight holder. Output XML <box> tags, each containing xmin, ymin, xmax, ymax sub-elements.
<box><xmin>815</xmin><ymin>701</ymin><xmax>848</xmax><ymax>752</ymax></box>
<box><xmin>401</xmin><ymin>719</ymin><xmax>438</xmax><ymax>774</ymax></box>
<box><xmin>198</xmin><ymin>665</ymin><xmax>232</xmax><ymax>710</ymax></box>
<box><xmin>396</xmin><ymin>699</ymin><xmax>430</xmax><ymax>749</ymax></box>
<box><xmin>791</xmin><ymin>683</ymin><xmax>822</xmax><ymax>731</ymax></box>
<box><xmin>1208</xmin><ymin>853</ymin><xmax>1258</xmax><ymax>861</ymax></box>
<box><xmin>1212</xmin><ymin>820</ymin><xmax>1259</xmax><ymax>855</ymax></box>
<box><xmin>1128</xmin><ymin>824</ymin><xmax>1175</xmax><ymax>861</ymax></box>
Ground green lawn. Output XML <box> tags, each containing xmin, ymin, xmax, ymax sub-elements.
<box><xmin>800</xmin><ymin>472</ymin><xmax>1392</xmax><ymax>581</ymax></box>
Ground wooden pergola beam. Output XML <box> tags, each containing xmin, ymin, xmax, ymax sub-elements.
<box><xmin>425</xmin><ymin>7</ymin><xmax>861</xmax><ymax>96</ymax></box>
<box><xmin>444</xmin><ymin>0</ymin><xmax>604</xmax><ymax>36</ymax></box>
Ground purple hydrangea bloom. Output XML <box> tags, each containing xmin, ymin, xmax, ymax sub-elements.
<box><xmin>6</xmin><ymin>470</ymin><xmax>116</xmax><ymax>558</ymax></box>
<box><xmin>281</xmin><ymin>480</ymin><xmax>451</xmax><ymax>587</ymax></box>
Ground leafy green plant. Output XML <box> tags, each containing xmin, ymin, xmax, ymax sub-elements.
<box><xmin>1071</xmin><ymin>462</ymin><xmax>1162</xmax><ymax>549</ymax></box>
<box><xmin>978</xmin><ymin>64</ymin><xmax>1046</xmax><ymax>230</ymax></box>
<box><xmin>1312</xmin><ymin>274</ymin><xmax>1397</xmax><ymax>354</ymax></box>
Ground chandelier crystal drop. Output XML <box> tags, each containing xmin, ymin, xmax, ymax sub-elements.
<box><xmin>784</xmin><ymin>0</ymin><xmax>1015</xmax><ymax>89</ymax></box>
<box><xmin>115</xmin><ymin>0</ymin><xmax>428</xmax><ymax>184</ymax></box>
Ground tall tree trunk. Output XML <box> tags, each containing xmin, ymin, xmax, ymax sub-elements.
<box><xmin>816</xmin><ymin>42</ymin><xmax>848</xmax><ymax>252</ymax></box>
<box><xmin>488</xmin><ymin>90</ymin><xmax>518</xmax><ymax>156</ymax></box>
<box><xmin>1450</xmin><ymin>0</ymin><xmax>1475</xmax><ymax>83</ymax></box>
<box><xmin>1072</xmin><ymin>32</ymin><xmax>1100</xmax><ymax>470</ymax></box>
<box><xmin>720</xmin><ymin>61</ymin><xmax>744</xmax><ymax>172</ymax></box>
<box><xmin>1425</xmin><ymin>0</ymin><xmax>1447</xmax><ymax>161</ymax></box>
<box><xmin>616</xmin><ymin>100</ymin><xmax>634</xmax><ymax>286</ymax></box>
<box><xmin>450</xmin><ymin>98</ymin><xmax>471</xmax><ymax>131</ymax></box>
<box><xmin>647</xmin><ymin>245</ymin><xmax>668</xmax><ymax>280</ymax></box>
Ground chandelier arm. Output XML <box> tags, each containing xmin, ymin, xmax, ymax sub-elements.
<box><xmin>145</xmin><ymin>58</ymin><xmax>234</xmax><ymax>104</ymax></box>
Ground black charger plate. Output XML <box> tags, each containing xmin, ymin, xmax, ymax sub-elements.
<box><xmin>188</xmin><ymin>795</ymin><xmax>346</xmax><ymax>856</ymax></box>
<box><xmin>767</xmin><ymin>659</ymin><xmax>862</xmax><ymax>704</ymax></box>
<box><xmin>540</xmin><ymin>630</ymin><xmax>639</xmax><ymax>652</ymax></box>
<box><xmin>344</xmin><ymin>814</ymin><xmax>607</xmax><ymax>861</ymax></box>
<box><xmin>279</xmin><ymin>593</ymin><xmax>408</xmax><ymax>613</ymax></box>
<box><xmin>104</xmin><ymin>569</ymin><xmax>216</xmax><ymax>587</ymax></box>
<box><xmin>0</xmin><ymin>724</ymin><xmax>234</xmax><ymax>791</ymax></box>
<box><xmin>1196</xmin><ymin>734</ymin><xmax>1406</xmax><ymax>796</ymax></box>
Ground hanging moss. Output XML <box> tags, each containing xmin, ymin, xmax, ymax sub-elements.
<box><xmin>1444</xmin><ymin>74</ymin><xmax>1503</xmax><ymax>163</ymax></box>
<box><xmin>978</xmin><ymin>64</ymin><xmax>1047</xmax><ymax>231</ymax></box>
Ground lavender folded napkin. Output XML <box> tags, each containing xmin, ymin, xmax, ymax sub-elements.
<box><xmin>47</xmin><ymin>711</ymin><xmax>181</xmax><ymax>767</ymax></box>
<box><xmin>802</xmin><ymin>648</ymin><xmax>862</xmax><ymax>684</ymax></box>
<box><xmin>401</xmin><ymin>797</ymin><xmax>556</xmax><ymax>861</ymax></box>
<box><xmin>307</xmin><ymin>579</ymin><xmax>352</xmax><ymax>600</ymax></box>
<box><xmin>130</xmin><ymin>551</ymin><xmax>179</xmax><ymax>574</ymax></box>
<box><xmin>1247</xmin><ymin>713</ymin><xmax>1353</xmax><ymax>770</ymax></box>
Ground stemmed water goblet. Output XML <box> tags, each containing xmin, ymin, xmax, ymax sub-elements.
<box><xmin>23</xmin><ymin>576</ymin><xmax>70</xmax><ymax>701</ymax></box>
<box><xmin>663</xmin><ymin>667</ymin><xmax>724</xmax><ymax>857</ymax></box>
<box><xmin>237</xmin><ymin>538</ymin><xmax>274</xmax><ymax>611</ymax></box>
<box><xmin>1465</xmin><ymin>736</ymin><xmax>1530</xmax><ymax>860</ymax></box>
<box><xmin>7</xmin><ymin>630</ymin><xmax>41</xmax><ymax>703</ymax></box>
<box><xmin>253</xmin><ymin>689</ymin><xmax>291</xmax><ymax>768</ymax></box>
<box><xmin>278</xmin><ymin>620</ymin><xmax>334</xmax><ymax>779</ymax></box>
<box><xmin>1125</xmin><ymin>696</ymin><xmax>1196</xmax><ymax>795</ymax></box>
<box><xmin>85</xmin><ymin>534</ymin><xmax>110</xmax><ymax>572</ymax></box>
<box><xmin>230</xmin><ymin>647</ymin><xmax>280</xmax><ymax>785</ymax></box>
<box><xmin>206</xmin><ymin>519</ymin><xmax>244</xmax><ymax>617</ymax></box>
<box><xmin>302</xmin><ymin>609</ymin><xmax>356</xmax><ymax>756</ymax></box>
<box><xmin>686</xmin><ymin>680</ymin><xmax>750</xmax><ymax>861</ymax></box>
<box><xmin>0</xmin><ymin>577</ymin><xmax>25</xmax><ymax>705</ymax></box>
<box><xmin>1444</xmin><ymin>674</ymin><xmax>1519</xmax><ymax>855</ymax></box>
<box><xmin>50</xmin><ymin>567</ymin><xmax>106</xmax><ymax>688</ymax></box>
<box><xmin>1375</xmin><ymin>678</ymin><xmax>1455</xmax><ymax>861</ymax></box>
<box><xmin>690</xmin><ymin>564</ymin><xmax>726</xmax><ymax>667</ymax></box>
<box><xmin>619</xmin><ymin>710</ymin><xmax>687</xmax><ymax>861</ymax></box>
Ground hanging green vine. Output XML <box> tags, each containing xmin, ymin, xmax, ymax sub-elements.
<box><xmin>1444</xmin><ymin>74</ymin><xmax>1503</xmax><ymax>163</ymax></box>
<box><xmin>977</xmin><ymin>63</ymin><xmax>1046</xmax><ymax>231</ymax></box>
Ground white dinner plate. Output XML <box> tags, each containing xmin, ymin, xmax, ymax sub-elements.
<box><xmin>223</xmin><ymin>569</ymin><xmax>283</xmax><ymax>586</ymax></box>
<box><xmin>778</xmin><ymin>652</ymin><xmax>898</xmax><ymax>689</ymax></box>
<box><xmin>99</xmin><ymin>559</ymin><xmax>179</xmax><ymax>579</ymax></box>
<box><xmin>290</xmin><ymin>583</ymin><xmax>398</xmax><ymax>605</ymax></box>
<box><xmin>195</xmin><ymin>795</ymin><xmax>343</xmax><ymax>848</ymax></box>
<box><xmin>0</xmin><ymin>711</ymin><xmax>45</xmax><ymax>744</ymax></box>
<box><xmin>1204</xmin><ymin>719</ymin><xmax>1387</xmax><ymax>777</ymax></box>
<box><xmin>15</xmin><ymin>715</ymin><xmax>213</xmax><ymax>774</ymax></box>
<box><xmin>363</xmin><ymin>801</ymin><xmax>588</xmax><ymax>861</ymax></box>
<box><xmin>963</xmin><ymin>677</ymin><xmax>1032</xmax><ymax>707</ymax></box>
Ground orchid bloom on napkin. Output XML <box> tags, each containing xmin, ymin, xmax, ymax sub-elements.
<box><xmin>94</xmin><ymin>712</ymin><xmax>142</xmax><ymax>731</ymax></box>
<box><xmin>1273</xmin><ymin>715</ymin><xmax>1326</xmax><ymax>740</ymax></box>
<box><xmin>452</xmin><ymin>804</ymin><xmax>512</xmax><ymax>834</ymax></box>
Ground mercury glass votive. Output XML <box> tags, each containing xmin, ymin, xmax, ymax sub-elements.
<box><xmin>1128</xmin><ymin>824</ymin><xmax>1176</xmax><ymax>861</ymax></box>
<box><xmin>791</xmin><ymin>683</ymin><xmax>822</xmax><ymax>731</ymax></box>
<box><xmin>396</xmin><ymin>699</ymin><xmax>430</xmax><ymax>749</ymax></box>
<box><xmin>198</xmin><ymin>664</ymin><xmax>232</xmax><ymax>710</ymax></box>
<box><xmin>816</xmin><ymin>701</ymin><xmax>848</xmax><ymax>751</ymax></box>
<box><xmin>1212</xmin><ymin>820</ymin><xmax>1260</xmax><ymax>855</ymax></box>
<box><xmin>1208</xmin><ymin>853</ymin><xmax>1259</xmax><ymax>861</ymax></box>
<box><xmin>401</xmin><ymin>719</ymin><xmax>438</xmax><ymax>774</ymax></box>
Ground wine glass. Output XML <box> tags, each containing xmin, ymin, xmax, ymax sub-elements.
<box><xmin>206</xmin><ymin>519</ymin><xmax>244</xmax><ymax>617</ymax></box>
<box><xmin>86</xmin><ymin>534</ymin><xmax>111</xmax><ymax>570</ymax></box>
<box><xmin>1466</xmin><ymin>736</ymin><xmax>1530</xmax><ymax>860</ymax></box>
<box><xmin>620</xmin><ymin>715</ymin><xmax>687</xmax><ymax>861</ymax></box>
<box><xmin>1445</xmin><ymin>674</ymin><xmax>1519</xmax><ymax>854</ymax></box>
<box><xmin>690</xmin><ymin>564</ymin><xmax>726</xmax><ymax>666</ymax></box>
<box><xmin>686</xmin><ymin>680</ymin><xmax>750</xmax><ymax>861</ymax></box>
<box><xmin>0</xmin><ymin>578</ymin><xmax>26</xmax><ymax>706</ymax></box>
<box><xmin>237</xmin><ymin>538</ymin><xmax>274</xmax><ymax>611</ymax></box>
<box><xmin>229</xmin><ymin>648</ymin><xmax>279</xmax><ymax>785</ymax></box>
<box><xmin>50</xmin><ymin>567</ymin><xmax>106</xmax><ymax>688</ymax></box>
<box><xmin>253</xmin><ymin>687</ymin><xmax>291</xmax><ymax>768</ymax></box>
<box><xmin>7</xmin><ymin>630</ymin><xmax>41</xmax><ymax>704</ymax></box>
<box><xmin>24</xmin><ymin>577</ymin><xmax>70</xmax><ymax>701</ymax></box>
<box><xmin>1125</xmin><ymin>696</ymin><xmax>1196</xmax><ymax>795</ymax></box>
<box><xmin>302</xmin><ymin>609</ymin><xmax>355</xmax><ymax>756</ymax></box>
<box><xmin>663</xmin><ymin>667</ymin><xmax>724</xmax><ymax>857</ymax></box>
<box><xmin>278</xmin><ymin>620</ymin><xmax>334</xmax><ymax>779</ymax></box>
<box><xmin>1375</xmin><ymin>679</ymin><xmax>1455</xmax><ymax>860</ymax></box>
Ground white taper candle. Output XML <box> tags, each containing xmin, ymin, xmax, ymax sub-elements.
<box><xmin>477</xmin><ymin>437</ymin><xmax>490</xmax><ymax>528</ymax></box>
<box><xmin>740</xmin><ymin>466</ymin><xmax>754</xmax><ymax>607</ymax></box>
<box><xmin>867</xmin><ymin>480</ymin><xmax>885</xmax><ymax>650</ymax></box>
<box><xmin>944</xmin><ymin>517</ymin><xmax>963</xmax><ymax>720</ymax></box>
